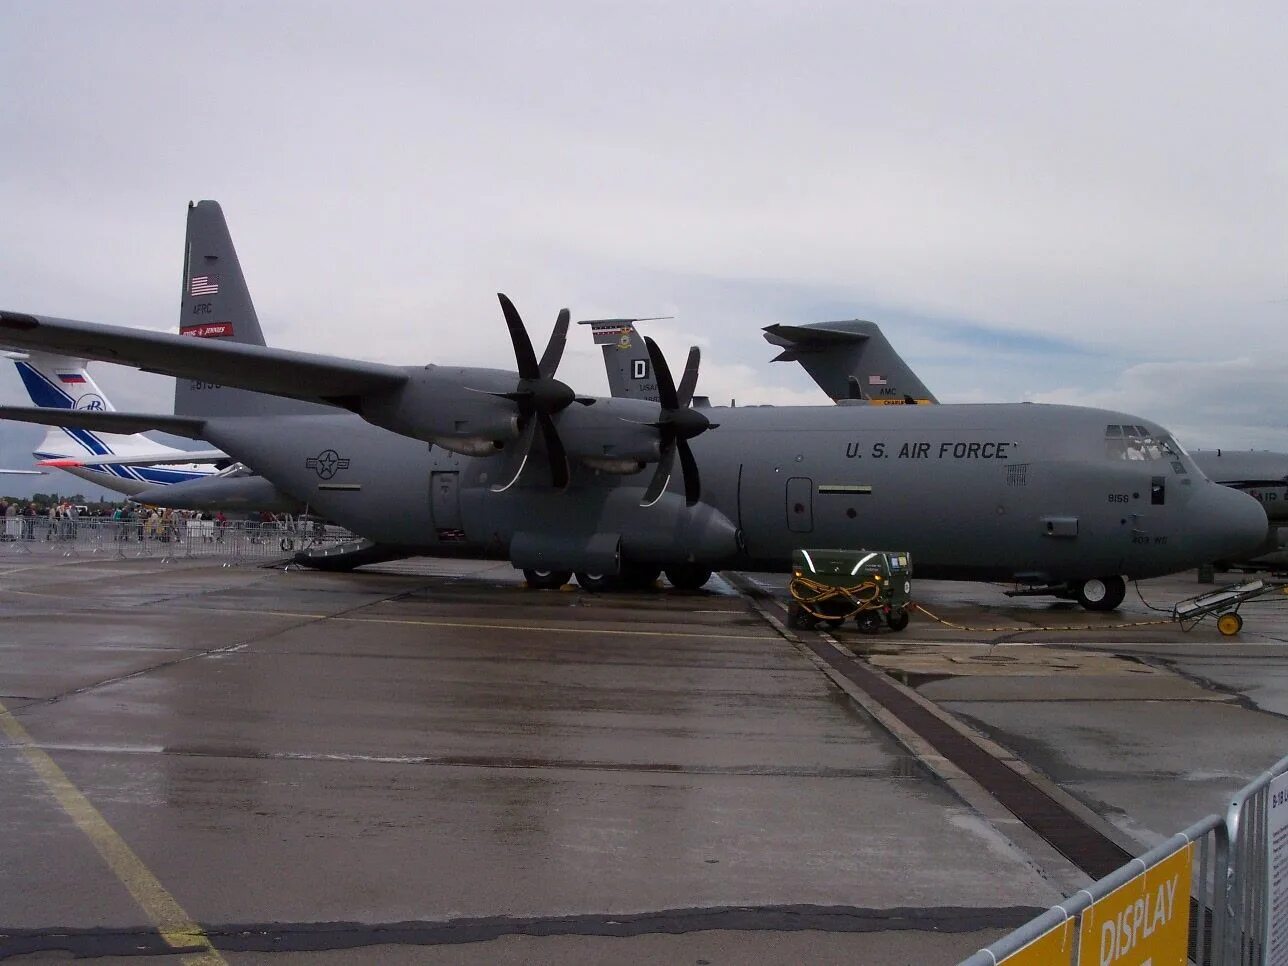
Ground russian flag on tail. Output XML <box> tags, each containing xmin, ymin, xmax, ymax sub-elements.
<box><xmin>56</xmin><ymin>372</ymin><xmax>87</xmax><ymax>384</ymax></box>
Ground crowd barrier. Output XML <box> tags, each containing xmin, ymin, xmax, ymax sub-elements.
<box><xmin>961</xmin><ymin>751</ymin><xmax>1288</xmax><ymax>965</ymax></box>
<box><xmin>0</xmin><ymin>516</ymin><xmax>355</xmax><ymax>564</ymax></box>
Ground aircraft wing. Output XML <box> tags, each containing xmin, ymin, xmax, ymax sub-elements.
<box><xmin>0</xmin><ymin>468</ymin><xmax>46</xmax><ymax>475</ymax></box>
<box><xmin>0</xmin><ymin>311</ymin><xmax>408</xmax><ymax>404</ymax></box>
<box><xmin>0</xmin><ymin>405</ymin><xmax>209</xmax><ymax>440</ymax></box>
<box><xmin>39</xmin><ymin>448</ymin><xmax>228</xmax><ymax>469</ymax></box>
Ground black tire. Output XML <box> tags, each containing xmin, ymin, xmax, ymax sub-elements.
<box><xmin>788</xmin><ymin>604</ymin><xmax>816</xmax><ymax>630</ymax></box>
<box><xmin>823</xmin><ymin>618</ymin><xmax>846</xmax><ymax>629</ymax></box>
<box><xmin>665</xmin><ymin>565</ymin><xmax>712</xmax><ymax>591</ymax></box>
<box><xmin>575</xmin><ymin>571</ymin><xmax>614</xmax><ymax>592</ymax></box>
<box><xmin>1074</xmin><ymin>575</ymin><xmax>1126</xmax><ymax>611</ymax></box>
<box><xmin>619</xmin><ymin>563</ymin><xmax>662</xmax><ymax>590</ymax></box>
<box><xmin>856</xmin><ymin>611</ymin><xmax>882</xmax><ymax>635</ymax></box>
<box><xmin>524</xmin><ymin>568</ymin><xmax>572</xmax><ymax>590</ymax></box>
<box><xmin>886</xmin><ymin>609</ymin><xmax>910</xmax><ymax>632</ymax></box>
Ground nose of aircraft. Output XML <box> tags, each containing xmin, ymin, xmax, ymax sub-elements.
<box><xmin>1190</xmin><ymin>482</ymin><xmax>1271</xmax><ymax>563</ymax></box>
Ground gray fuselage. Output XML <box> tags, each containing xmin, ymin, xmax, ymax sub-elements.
<box><xmin>201</xmin><ymin>400</ymin><xmax>1267</xmax><ymax>583</ymax></box>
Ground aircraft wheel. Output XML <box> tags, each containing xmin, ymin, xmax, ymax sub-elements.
<box><xmin>575</xmin><ymin>571</ymin><xmax>614</xmax><ymax>592</ymax></box>
<box><xmin>822</xmin><ymin>618</ymin><xmax>846</xmax><ymax>629</ymax></box>
<box><xmin>665</xmin><ymin>565</ymin><xmax>712</xmax><ymax>591</ymax></box>
<box><xmin>856</xmin><ymin>611</ymin><xmax>883</xmax><ymax>635</ymax></box>
<box><xmin>524</xmin><ymin>568</ymin><xmax>571</xmax><ymax>590</ymax></box>
<box><xmin>1217</xmin><ymin>612</ymin><xmax>1243</xmax><ymax>637</ymax></box>
<box><xmin>886</xmin><ymin>609</ymin><xmax>910</xmax><ymax>632</ymax></box>
<box><xmin>1075</xmin><ymin>575</ymin><xmax>1126</xmax><ymax>611</ymax></box>
<box><xmin>788</xmin><ymin>604</ymin><xmax>816</xmax><ymax>630</ymax></box>
<box><xmin>619</xmin><ymin>563</ymin><xmax>662</xmax><ymax>590</ymax></box>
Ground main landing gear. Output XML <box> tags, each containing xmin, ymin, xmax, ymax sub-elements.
<box><xmin>522</xmin><ymin>568</ymin><xmax>572</xmax><ymax>590</ymax></box>
<box><xmin>523</xmin><ymin>564</ymin><xmax>710</xmax><ymax>592</ymax></box>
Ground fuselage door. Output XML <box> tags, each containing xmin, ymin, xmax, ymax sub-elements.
<box><xmin>430</xmin><ymin>471</ymin><xmax>462</xmax><ymax>537</ymax></box>
<box><xmin>786</xmin><ymin>477</ymin><xmax>814</xmax><ymax>533</ymax></box>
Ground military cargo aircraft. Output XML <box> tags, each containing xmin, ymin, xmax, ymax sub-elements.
<box><xmin>0</xmin><ymin>206</ymin><xmax>1269</xmax><ymax>608</ymax></box>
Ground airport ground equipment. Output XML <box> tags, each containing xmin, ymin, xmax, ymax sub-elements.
<box><xmin>1171</xmin><ymin>577</ymin><xmax>1288</xmax><ymax>636</ymax></box>
<box><xmin>786</xmin><ymin>548</ymin><xmax>913</xmax><ymax>633</ymax></box>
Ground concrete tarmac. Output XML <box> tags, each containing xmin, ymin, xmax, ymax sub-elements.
<box><xmin>2</xmin><ymin>556</ymin><xmax>1286</xmax><ymax>963</ymax></box>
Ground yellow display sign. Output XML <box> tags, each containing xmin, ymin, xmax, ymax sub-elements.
<box><xmin>1077</xmin><ymin>842</ymin><xmax>1193</xmax><ymax>966</ymax></box>
<box><xmin>999</xmin><ymin>916</ymin><xmax>1075</xmax><ymax>965</ymax></box>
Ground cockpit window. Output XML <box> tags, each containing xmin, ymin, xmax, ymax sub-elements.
<box><xmin>1105</xmin><ymin>425</ymin><xmax>1183</xmax><ymax>462</ymax></box>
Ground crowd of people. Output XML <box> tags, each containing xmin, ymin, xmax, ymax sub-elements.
<box><xmin>0</xmin><ymin>499</ymin><xmax>288</xmax><ymax>543</ymax></box>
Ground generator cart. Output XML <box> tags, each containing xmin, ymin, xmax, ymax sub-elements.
<box><xmin>786</xmin><ymin>548</ymin><xmax>914</xmax><ymax>634</ymax></box>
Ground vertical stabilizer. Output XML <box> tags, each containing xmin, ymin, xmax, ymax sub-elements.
<box><xmin>762</xmin><ymin>319</ymin><xmax>938</xmax><ymax>405</ymax></box>
<box><xmin>5</xmin><ymin>350</ymin><xmax>214</xmax><ymax>493</ymax></box>
<box><xmin>176</xmin><ymin>201</ymin><xmax>327</xmax><ymax>417</ymax></box>
<box><xmin>580</xmin><ymin>317</ymin><xmax>672</xmax><ymax>402</ymax></box>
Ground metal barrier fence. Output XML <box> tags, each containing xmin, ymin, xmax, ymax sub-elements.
<box><xmin>962</xmin><ymin>752</ymin><xmax>1288</xmax><ymax>965</ymax></box>
<box><xmin>0</xmin><ymin>516</ymin><xmax>356</xmax><ymax>564</ymax></box>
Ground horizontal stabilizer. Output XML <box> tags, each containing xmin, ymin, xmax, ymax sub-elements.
<box><xmin>0</xmin><ymin>311</ymin><xmax>408</xmax><ymax>405</ymax></box>
<box><xmin>39</xmin><ymin>448</ymin><xmax>228</xmax><ymax>469</ymax></box>
<box><xmin>0</xmin><ymin>468</ymin><xmax>46</xmax><ymax>475</ymax></box>
<box><xmin>763</xmin><ymin>322</ymin><xmax>872</xmax><ymax>346</ymax></box>
<box><xmin>0</xmin><ymin>405</ymin><xmax>209</xmax><ymax>440</ymax></box>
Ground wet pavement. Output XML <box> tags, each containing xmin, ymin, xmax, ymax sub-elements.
<box><xmin>2</xmin><ymin>558</ymin><xmax>1286</xmax><ymax>962</ymax></box>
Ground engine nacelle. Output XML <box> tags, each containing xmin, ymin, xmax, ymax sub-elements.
<box><xmin>359</xmin><ymin>366</ymin><xmax>523</xmax><ymax>445</ymax></box>
<box><xmin>581</xmin><ymin>457</ymin><xmax>647</xmax><ymax>475</ymax></box>
<box><xmin>431</xmin><ymin>435</ymin><xmax>508</xmax><ymax>458</ymax></box>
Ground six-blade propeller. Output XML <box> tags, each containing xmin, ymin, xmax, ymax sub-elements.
<box><xmin>488</xmin><ymin>293</ymin><xmax>593</xmax><ymax>492</ymax></box>
<box><xmin>488</xmin><ymin>295</ymin><xmax>716</xmax><ymax>505</ymax></box>
<box><xmin>638</xmin><ymin>336</ymin><xmax>717</xmax><ymax>507</ymax></box>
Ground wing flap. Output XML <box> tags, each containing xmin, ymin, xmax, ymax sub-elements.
<box><xmin>0</xmin><ymin>311</ymin><xmax>408</xmax><ymax>402</ymax></box>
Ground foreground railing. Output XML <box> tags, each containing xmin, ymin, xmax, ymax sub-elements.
<box><xmin>961</xmin><ymin>752</ymin><xmax>1288</xmax><ymax>965</ymax></box>
<box><xmin>1</xmin><ymin>517</ymin><xmax>355</xmax><ymax>563</ymax></box>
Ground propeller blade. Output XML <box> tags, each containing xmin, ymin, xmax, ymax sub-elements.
<box><xmin>497</xmin><ymin>293</ymin><xmax>540</xmax><ymax>380</ymax></box>
<box><xmin>644</xmin><ymin>336</ymin><xmax>679</xmax><ymax>411</ymax></box>
<box><xmin>640</xmin><ymin>445</ymin><xmax>676</xmax><ymax>507</ymax></box>
<box><xmin>490</xmin><ymin>417</ymin><xmax>539</xmax><ymax>492</ymax></box>
<box><xmin>537</xmin><ymin>412</ymin><xmax>570</xmax><ymax>489</ymax></box>
<box><xmin>677</xmin><ymin>438</ymin><xmax>701</xmax><ymax>506</ymax></box>
<box><xmin>676</xmin><ymin>346</ymin><xmax>700</xmax><ymax>408</ymax></box>
<box><xmin>539</xmin><ymin>308</ymin><xmax>570</xmax><ymax>379</ymax></box>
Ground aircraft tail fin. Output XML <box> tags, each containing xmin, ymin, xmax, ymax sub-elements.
<box><xmin>579</xmin><ymin>316</ymin><xmax>673</xmax><ymax>402</ymax></box>
<box><xmin>176</xmin><ymin>201</ymin><xmax>326</xmax><ymax>417</ymax></box>
<box><xmin>4</xmin><ymin>352</ymin><xmax>207</xmax><ymax>488</ymax></box>
<box><xmin>762</xmin><ymin>320</ymin><xmax>938</xmax><ymax>405</ymax></box>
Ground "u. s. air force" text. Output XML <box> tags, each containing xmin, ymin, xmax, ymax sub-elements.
<box><xmin>845</xmin><ymin>440</ymin><xmax>1014</xmax><ymax>460</ymax></box>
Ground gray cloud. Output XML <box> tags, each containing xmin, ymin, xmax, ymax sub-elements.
<box><xmin>1</xmin><ymin>0</ymin><xmax>1285</xmax><ymax>499</ymax></box>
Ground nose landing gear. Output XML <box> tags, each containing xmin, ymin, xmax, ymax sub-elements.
<box><xmin>1073</xmin><ymin>575</ymin><xmax>1127</xmax><ymax>611</ymax></box>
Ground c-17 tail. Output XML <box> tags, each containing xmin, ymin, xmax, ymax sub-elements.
<box><xmin>762</xmin><ymin>319</ymin><xmax>937</xmax><ymax>405</ymax></box>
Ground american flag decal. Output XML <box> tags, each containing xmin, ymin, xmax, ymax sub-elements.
<box><xmin>189</xmin><ymin>275</ymin><xmax>220</xmax><ymax>296</ymax></box>
<box><xmin>868</xmin><ymin>374</ymin><xmax>888</xmax><ymax>385</ymax></box>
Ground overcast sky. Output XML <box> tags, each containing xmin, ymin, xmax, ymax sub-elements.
<box><xmin>2</xmin><ymin>1</ymin><xmax>1285</xmax><ymax>498</ymax></box>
